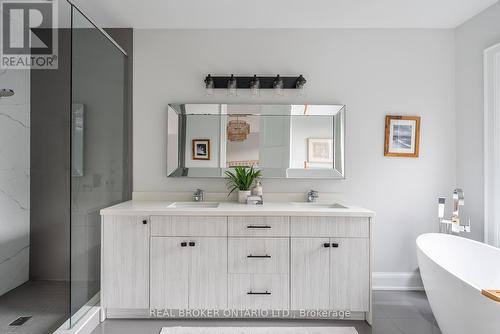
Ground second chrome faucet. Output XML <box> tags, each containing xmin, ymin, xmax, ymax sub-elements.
<box><xmin>193</xmin><ymin>189</ymin><xmax>204</xmax><ymax>202</ymax></box>
<box><xmin>307</xmin><ymin>190</ymin><xmax>319</xmax><ymax>203</ymax></box>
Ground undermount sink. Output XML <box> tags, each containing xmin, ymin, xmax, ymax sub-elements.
<box><xmin>168</xmin><ymin>202</ymin><xmax>220</xmax><ymax>208</ymax></box>
<box><xmin>290</xmin><ymin>202</ymin><xmax>348</xmax><ymax>209</ymax></box>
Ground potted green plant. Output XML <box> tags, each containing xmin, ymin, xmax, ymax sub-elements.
<box><xmin>225</xmin><ymin>166</ymin><xmax>262</xmax><ymax>203</ymax></box>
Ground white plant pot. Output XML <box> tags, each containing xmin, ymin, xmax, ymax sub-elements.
<box><xmin>238</xmin><ymin>190</ymin><xmax>251</xmax><ymax>204</ymax></box>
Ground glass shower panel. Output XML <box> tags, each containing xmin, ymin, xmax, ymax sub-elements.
<box><xmin>70</xmin><ymin>6</ymin><xmax>128</xmax><ymax>326</ymax></box>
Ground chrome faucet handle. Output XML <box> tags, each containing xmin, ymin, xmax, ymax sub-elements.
<box><xmin>438</xmin><ymin>197</ymin><xmax>446</xmax><ymax>220</ymax></box>
<box><xmin>307</xmin><ymin>190</ymin><xmax>319</xmax><ymax>202</ymax></box>
<box><xmin>453</xmin><ymin>188</ymin><xmax>465</xmax><ymax>206</ymax></box>
<box><xmin>193</xmin><ymin>189</ymin><xmax>204</xmax><ymax>202</ymax></box>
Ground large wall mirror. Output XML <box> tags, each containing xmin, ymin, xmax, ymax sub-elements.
<box><xmin>167</xmin><ymin>104</ymin><xmax>345</xmax><ymax>179</ymax></box>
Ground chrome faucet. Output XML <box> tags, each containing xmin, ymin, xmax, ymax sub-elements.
<box><xmin>193</xmin><ymin>189</ymin><xmax>204</xmax><ymax>202</ymax></box>
<box><xmin>438</xmin><ymin>188</ymin><xmax>470</xmax><ymax>234</ymax></box>
<box><xmin>307</xmin><ymin>190</ymin><xmax>319</xmax><ymax>203</ymax></box>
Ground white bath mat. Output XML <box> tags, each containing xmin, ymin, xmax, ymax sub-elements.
<box><xmin>160</xmin><ymin>327</ymin><xmax>358</xmax><ymax>334</ymax></box>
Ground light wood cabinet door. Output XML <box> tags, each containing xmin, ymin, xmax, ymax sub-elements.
<box><xmin>102</xmin><ymin>215</ymin><xmax>150</xmax><ymax>309</ymax></box>
<box><xmin>150</xmin><ymin>237</ymin><xmax>190</xmax><ymax>309</ymax></box>
<box><xmin>330</xmin><ymin>238</ymin><xmax>370</xmax><ymax>311</ymax></box>
<box><xmin>290</xmin><ymin>238</ymin><xmax>330</xmax><ymax>310</ymax></box>
<box><xmin>189</xmin><ymin>237</ymin><xmax>228</xmax><ymax>309</ymax></box>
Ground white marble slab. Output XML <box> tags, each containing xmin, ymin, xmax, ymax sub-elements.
<box><xmin>0</xmin><ymin>69</ymin><xmax>30</xmax><ymax>296</ymax></box>
<box><xmin>0</xmin><ymin>245</ymin><xmax>29</xmax><ymax>296</ymax></box>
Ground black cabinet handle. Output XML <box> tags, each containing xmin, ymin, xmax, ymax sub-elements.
<box><xmin>323</xmin><ymin>243</ymin><xmax>330</xmax><ymax>248</ymax></box>
<box><xmin>142</xmin><ymin>219</ymin><xmax>148</xmax><ymax>224</ymax></box>
<box><xmin>247</xmin><ymin>225</ymin><xmax>271</xmax><ymax>229</ymax></box>
<box><xmin>247</xmin><ymin>254</ymin><xmax>271</xmax><ymax>258</ymax></box>
<box><xmin>247</xmin><ymin>291</ymin><xmax>271</xmax><ymax>295</ymax></box>
<box><xmin>331</xmin><ymin>243</ymin><xmax>339</xmax><ymax>248</ymax></box>
<box><xmin>180</xmin><ymin>242</ymin><xmax>187</xmax><ymax>247</ymax></box>
<box><xmin>189</xmin><ymin>241</ymin><xmax>196</xmax><ymax>247</ymax></box>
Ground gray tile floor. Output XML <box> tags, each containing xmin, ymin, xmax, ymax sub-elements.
<box><xmin>0</xmin><ymin>281</ymin><xmax>69</xmax><ymax>334</ymax></box>
<box><xmin>91</xmin><ymin>291</ymin><xmax>441</xmax><ymax>334</ymax></box>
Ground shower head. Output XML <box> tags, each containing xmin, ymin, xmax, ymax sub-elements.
<box><xmin>0</xmin><ymin>89</ymin><xmax>14</xmax><ymax>97</ymax></box>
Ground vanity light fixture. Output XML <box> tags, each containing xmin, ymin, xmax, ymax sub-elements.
<box><xmin>227</xmin><ymin>74</ymin><xmax>237</xmax><ymax>97</ymax></box>
<box><xmin>203</xmin><ymin>74</ymin><xmax>307</xmax><ymax>96</ymax></box>
<box><xmin>250</xmin><ymin>75</ymin><xmax>260</xmax><ymax>97</ymax></box>
<box><xmin>204</xmin><ymin>74</ymin><xmax>214</xmax><ymax>96</ymax></box>
<box><xmin>273</xmin><ymin>75</ymin><xmax>284</xmax><ymax>96</ymax></box>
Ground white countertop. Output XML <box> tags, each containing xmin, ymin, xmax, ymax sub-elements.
<box><xmin>100</xmin><ymin>200</ymin><xmax>375</xmax><ymax>217</ymax></box>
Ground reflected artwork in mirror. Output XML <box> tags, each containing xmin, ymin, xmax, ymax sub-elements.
<box><xmin>167</xmin><ymin>104</ymin><xmax>345</xmax><ymax>179</ymax></box>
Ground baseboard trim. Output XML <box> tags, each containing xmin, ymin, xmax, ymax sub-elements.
<box><xmin>372</xmin><ymin>272</ymin><xmax>424</xmax><ymax>291</ymax></box>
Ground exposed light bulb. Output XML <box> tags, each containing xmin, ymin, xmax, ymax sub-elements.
<box><xmin>250</xmin><ymin>75</ymin><xmax>260</xmax><ymax>97</ymax></box>
<box><xmin>296</xmin><ymin>74</ymin><xmax>307</xmax><ymax>97</ymax></box>
<box><xmin>273</xmin><ymin>74</ymin><xmax>284</xmax><ymax>96</ymax></box>
<box><xmin>204</xmin><ymin>74</ymin><xmax>214</xmax><ymax>96</ymax></box>
<box><xmin>227</xmin><ymin>74</ymin><xmax>237</xmax><ymax>97</ymax></box>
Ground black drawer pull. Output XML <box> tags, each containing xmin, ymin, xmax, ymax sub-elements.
<box><xmin>180</xmin><ymin>242</ymin><xmax>187</xmax><ymax>247</ymax></box>
<box><xmin>323</xmin><ymin>243</ymin><xmax>330</xmax><ymax>248</ymax></box>
<box><xmin>247</xmin><ymin>254</ymin><xmax>271</xmax><ymax>258</ymax></box>
<box><xmin>247</xmin><ymin>291</ymin><xmax>271</xmax><ymax>295</ymax></box>
<box><xmin>331</xmin><ymin>243</ymin><xmax>339</xmax><ymax>248</ymax></box>
<box><xmin>247</xmin><ymin>225</ymin><xmax>271</xmax><ymax>229</ymax></box>
<box><xmin>142</xmin><ymin>219</ymin><xmax>148</xmax><ymax>224</ymax></box>
<box><xmin>189</xmin><ymin>241</ymin><xmax>196</xmax><ymax>247</ymax></box>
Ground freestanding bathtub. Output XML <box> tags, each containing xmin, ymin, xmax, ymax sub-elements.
<box><xmin>416</xmin><ymin>233</ymin><xmax>500</xmax><ymax>334</ymax></box>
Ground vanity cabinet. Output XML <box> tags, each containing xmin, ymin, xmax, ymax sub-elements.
<box><xmin>290</xmin><ymin>238</ymin><xmax>331</xmax><ymax>309</ymax></box>
<box><xmin>101</xmin><ymin>210</ymin><xmax>372</xmax><ymax>322</ymax></box>
<box><xmin>330</xmin><ymin>237</ymin><xmax>369</xmax><ymax>311</ymax></box>
<box><xmin>101</xmin><ymin>215</ymin><xmax>150</xmax><ymax>309</ymax></box>
<box><xmin>150</xmin><ymin>236</ymin><xmax>227</xmax><ymax>310</ymax></box>
<box><xmin>290</xmin><ymin>217</ymin><xmax>370</xmax><ymax>312</ymax></box>
<box><xmin>290</xmin><ymin>237</ymin><xmax>369</xmax><ymax>311</ymax></box>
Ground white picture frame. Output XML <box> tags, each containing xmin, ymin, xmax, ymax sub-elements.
<box><xmin>308</xmin><ymin>138</ymin><xmax>333</xmax><ymax>163</ymax></box>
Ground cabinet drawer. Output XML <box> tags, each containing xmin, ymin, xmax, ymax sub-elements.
<box><xmin>228</xmin><ymin>216</ymin><xmax>289</xmax><ymax>237</ymax></box>
<box><xmin>228</xmin><ymin>238</ymin><xmax>289</xmax><ymax>274</ymax></box>
<box><xmin>228</xmin><ymin>274</ymin><xmax>289</xmax><ymax>310</ymax></box>
<box><xmin>290</xmin><ymin>216</ymin><xmax>369</xmax><ymax>238</ymax></box>
<box><xmin>150</xmin><ymin>216</ymin><xmax>227</xmax><ymax>236</ymax></box>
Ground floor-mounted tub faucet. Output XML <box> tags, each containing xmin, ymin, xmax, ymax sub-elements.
<box><xmin>438</xmin><ymin>188</ymin><xmax>470</xmax><ymax>234</ymax></box>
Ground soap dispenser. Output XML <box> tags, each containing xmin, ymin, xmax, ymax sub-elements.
<box><xmin>252</xmin><ymin>178</ymin><xmax>263</xmax><ymax>196</ymax></box>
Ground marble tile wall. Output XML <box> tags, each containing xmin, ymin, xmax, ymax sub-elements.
<box><xmin>0</xmin><ymin>69</ymin><xmax>30</xmax><ymax>296</ymax></box>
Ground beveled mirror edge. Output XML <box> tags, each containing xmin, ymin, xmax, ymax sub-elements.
<box><xmin>166</xmin><ymin>104</ymin><xmax>346</xmax><ymax>179</ymax></box>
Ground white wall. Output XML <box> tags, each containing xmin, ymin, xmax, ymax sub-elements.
<box><xmin>0</xmin><ymin>69</ymin><xmax>30</xmax><ymax>295</ymax></box>
<box><xmin>133</xmin><ymin>29</ymin><xmax>456</xmax><ymax>274</ymax></box>
<box><xmin>455</xmin><ymin>2</ymin><xmax>500</xmax><ymax>242</ymax></box>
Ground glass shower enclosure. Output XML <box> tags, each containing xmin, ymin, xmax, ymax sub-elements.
<box><xmin>70</xmin><ymin>3</ymin><xmax>130</xmax><ymax>329</ymax></box>
<box><xmin>0</xmin><ymin>1</ymin><xmax>130</xmax><ymax>332</ymax></box>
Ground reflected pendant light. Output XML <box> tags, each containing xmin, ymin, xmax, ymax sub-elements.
<box><xmin>227</xmin><ymin>118</ymin><xmax>250</xmax><ymax>142</ymax></box>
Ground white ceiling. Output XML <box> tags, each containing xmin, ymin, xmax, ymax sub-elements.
<box><xmin>72</xmin><ymin>0</ymin><xmax>498</xmax><ymax>29</ymax></box>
